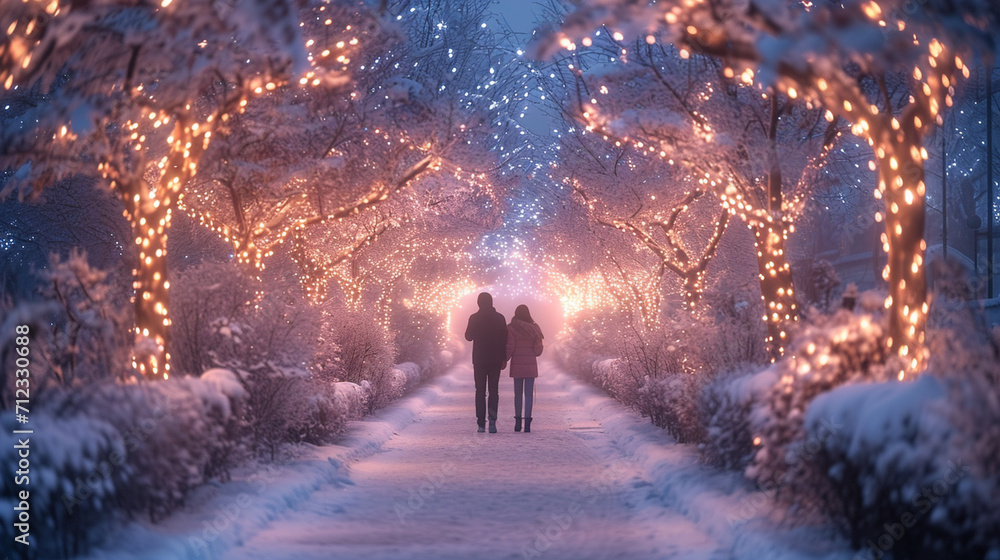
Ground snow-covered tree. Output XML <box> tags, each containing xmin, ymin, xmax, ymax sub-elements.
<box><xmin>0</xmin><ymin>0</ymin><xmax>333</xmax><ymax>378</ymax></box>
<box><xmin>563</xmin><ymin>132</ymin><xmax>730</xmax><ymax>319</ymax></box>
<box><xmin>179</xmin><ymin>0</ymin><xmax>520</xmax><ymax>313</ymax></box>
<box><xmin>533</xmin><ymin>0</ymin><xmax>1000</xmax><ymax>376</ymax></box>
<box><xmin>546</xmin><ymin>36</ymin><xmax>845</xmax><ymax>358</ymax></box>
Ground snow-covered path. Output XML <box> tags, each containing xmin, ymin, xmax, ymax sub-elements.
<box><xmin>83</xmin><ymin>361</ymin><xmax>852</xmax><ymax>560</ymax></box>
<box><xmin>223</xmin><ymin>363</ymin><xmax>716</xmax><ymax>560</ymax></box>
<box><xmin>211</xmin><ymin>362</ymin><xmax>850</xmax><ymax>560</ymax></box>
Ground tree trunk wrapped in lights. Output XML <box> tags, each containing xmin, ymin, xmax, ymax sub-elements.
<box><xmin>753</xmin><ymin>220</ymin><xmax>796</xmax><ymax>360</ymax></box>
<box><xmin>119</xmin><ymin>117</ymin><xmax>210</xmax><ymax>379</ymax></box>
<box><xmin>873</xmin><ymin>123</ymin><xmax>932</xmax><ymax>376</ymax></box>
<box><xmin>829</xmin><ymin>43</ymin><xmax>958</xmax><ymax>376</ymax></box>
<box><xmin>751</xmin><ymin>96</ymin><xmax>801</xmax><ymax>361</ymax></box>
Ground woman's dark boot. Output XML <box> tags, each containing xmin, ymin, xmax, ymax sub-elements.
<box><xmin>514</xmin><ymin>417</ymin><xmax>522</xmax><ymax>432</ymax></box>
<box><xmin>524</xmin><ymin>417</ymin><xmax>532</xmax><ymax>433</ymax></box>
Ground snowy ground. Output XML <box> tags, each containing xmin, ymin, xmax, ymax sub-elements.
<box><xmin>80</xmin><ymin>362</ymin><xmax>854</xmax><ymax>560</ymax></box>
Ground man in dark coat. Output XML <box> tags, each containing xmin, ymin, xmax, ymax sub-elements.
<box><xmin>465</xmin><ymin>292</ymin><xmax>507</xmax><ymax>433</ymax></box>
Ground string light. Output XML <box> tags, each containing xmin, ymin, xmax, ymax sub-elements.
<box><xmin>548</xmin><ymin>0</ymin><xmax>972</xmax><ymax>376</ymax></box>
<box><xmin>4</xmin><ymin>1</ymin><xmax>376</xmax><ymax>378</ymax></box>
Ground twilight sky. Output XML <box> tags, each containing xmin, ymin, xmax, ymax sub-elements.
<box><xmin>491</xmin><ymin>0</ymin><xmax>552</xmax><ymax>136</ymax></box>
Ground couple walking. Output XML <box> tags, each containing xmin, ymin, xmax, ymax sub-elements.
<box><xmin>464</xmin><ymin>292</ymin><xmax>544</xmax><ymax>433</ymax></box>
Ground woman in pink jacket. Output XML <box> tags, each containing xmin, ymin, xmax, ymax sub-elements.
<box><xmin>506</xmin><ymin>304</ymin><xmax>544</xmax><ymax>432</ymax></box>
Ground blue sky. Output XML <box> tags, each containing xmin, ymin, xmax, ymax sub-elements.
<box><xmin>491</xmin><ymin>0</ymin><xmax>552</xmax><ymax>136</ymax></box>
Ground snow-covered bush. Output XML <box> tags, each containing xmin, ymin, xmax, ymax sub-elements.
<box><xmin>0</xmin><ymin>371</ymin><xmax>247</xmax><ymax>557</ymax></box>
<box><xmin>333</xmin><ymin>381</ymin><xmax>368</xmax><ymax>420</ymax></box>
<box><xmin>0</xmin><ymin>411</ymin><xmax>123</xmax><ymax>557</ymax></box>
<box><xmin>635</xmin><ymin>373</ymin><xmax>705</xmax><ymax>443</ymax></box>
<box><xmin>555</xmin><ymin>309</ymin><xmax>621</xmax><ymax>383</ymax></box>
<box><xmin>37</xmin><ymin>250</ymin><xmax>133</xmax><ymax>383</ymax></box>
<box><xmin>193</xmin><ymin>369</ymin><xmax>248</xmax><ymax>481</ymax></box>
<box><xmin>698</xmin><ymin>365</ymin><xmax>770</xmax><ymax>470</ymax></box>
<box><xmin>354</xmin><ymin>361</ymin><xmax>424</xmax><ymax>414</ymax></box>
<box><xmin>295</xmin><ymin>381</ymin><xmax>350</xmax><ymax>446</ymax></box>
<box><xmin>170</xmin><ymin>261</ymin><xmax>259</xmax><ymax>375</ymax></box>
<box><xmin>393</xmin><ymin>362</ymin><xmax>423</xmax><ymax>393</ymax></box>
<box><xmin>0</xmin><ymin>250</ymin><xmax>132</xmax><ymax>408</ymax></box>
<box><xmin>746</xmin><ymin>306</ymin><xmax>891</xmax><ymax>510</ymax></box>
<box><xmin>700</xmin><ymin>289</ymin><xmax>769</xmax><ymax>369</ymax></box>
<box><xmin>238</xmin><ymin>365</ymin><xmax>313</xmax><ymax>459</ymax></box>
<box><xmin>237</xmin><ymin>363</ymin><xmax>351</xmax><ymax>457</ymax></box>
<box><xmin>804</xmin><ymin>325</ymin><xmax>1000</xmax><ymax>559</ymax></box>
<box><xmin>332</xmin><ymin>311</ymin><xmax>397</xmax><ymax>413</ymax></box>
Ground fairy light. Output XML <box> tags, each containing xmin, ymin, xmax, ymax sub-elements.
<box><xmin>2</xmin><ymin>1</ymin><xmax>382</xmax><ymax>379</ymax></box>
<box><xmin>547</xmin><ymin>0</ymin><xmax>978</xmax><ymax>376</ymax></box>
<box><xmin>555</xmin><ymin>46</ymin><xmax>846</xmax><ymax>359</ymax></box>
<box><xmin>798</xmin><ymin>34</ymin><xmax>957</xmax><ymax>378</ymax></box>
<box><xmin>173</xmin><ymin>1</ymin><xmax>525</xmax><ymax>354</ymax></box>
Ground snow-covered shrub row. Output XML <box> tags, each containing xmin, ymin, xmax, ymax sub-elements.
<box><xmin>173</xmin><ymin>262</ymin><xmax>432</xmax><ymax>419</ymax></box>
<box><xmin>745</xmin><ymin>306</ymin><xmax>892</xmax><ymax>508</ymax></box>
<box><xmin>560</xmin><ymin>302</ymin><xmax>768</xmax><ymax>444</ymax></box>
<box><xmin>0</xmin><ymin>250</ymin><xmax>133</xmax><ymax>408</ymax></box>
<box><xmin>700</xmin><ymin>294</ymin><xmax>1000</xmax><ymax>557</ymax></box>
<box><xmin>592</xmin><ymin>341</ymin><xmax>705</xmax><ymax>443</ymax></box>
<box><xmin>0</xmin><ymin>369</ymin><xmax>246</xmax><ymax>557</ymax></box>
<box><xmin>697</xmin><ymin>366</ymin><xmax>770</xmax><ymax>470</ymax></box>
<box><xmin>603</xmin><ymin>309</ymin><xmax>768</xmax><ymax>443</ymax></box>
<box><xmin>554</xmin><ymin>309</ymin><xmax>623</xmax><ymax>385</ymax></box>
<box><xmin>592</xmin><ymin>358</ymin><xmax>638</xmax><ymax>407</ymax></box>
<box><xmin>803</xmin><ymin>328</ymin><xmax>1000</xmax><ymax>559</ymax></box>
<box><xmin>567</xmin><ymin>281</ymin><xmax>999</xmax><ymax>557</ymax></box>
<box><xmin>609</xmin><ymin>314</ymin><xmax>716</xmax><ymax>443</ymax></box>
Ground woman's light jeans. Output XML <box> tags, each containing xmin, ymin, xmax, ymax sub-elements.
<box><xmin>513</xmin><ymin>377</ymin><xmax>534</xmax><ymax>418</ymax></box>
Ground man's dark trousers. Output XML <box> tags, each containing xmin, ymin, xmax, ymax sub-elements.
<box><xmin>474</xmin><ymin>363</ymin><xmax>501</xmax><ymax>427</ymax></box>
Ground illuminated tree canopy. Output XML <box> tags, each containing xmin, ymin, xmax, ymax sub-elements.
<box><xmin>531</xmin><ymin>0</ymin><xmax>999</xmax><ymax>376</ymax></box>
<box><xmin>2</xmin><ymin>0</ymin><xmax>998</xmax><ymax>383</ymax></box>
